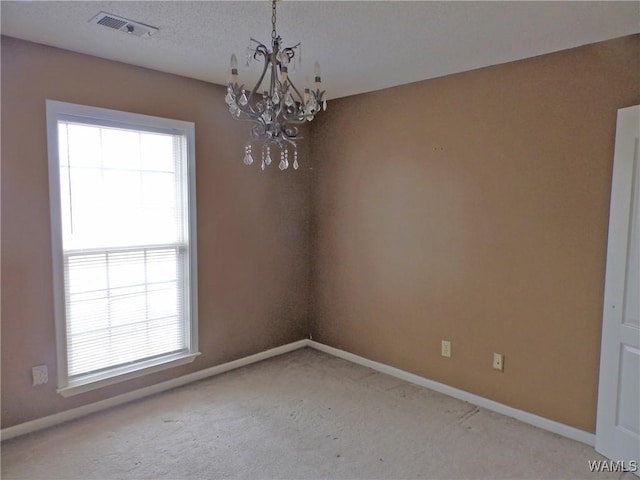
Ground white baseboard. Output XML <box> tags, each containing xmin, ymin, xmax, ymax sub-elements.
<box><xmin>307</xmin><ymin>341</ymin><xmax>595</xmax><ymax>446</ymax></box>
<box><xmin>0</xmin><ymin>339</ymin><xmax>309</xmax><ymax>441</ymax></box>
<box><xmin>2</xmin><ymin>338</ymin><xmax>595</xmax><ymax>447</ymax></box>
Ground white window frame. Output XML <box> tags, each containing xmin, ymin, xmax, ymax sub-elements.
<box><xmin>46</xmin><ymin>100</ymin><xmax>199</xmax><ymax>397</ymax></box>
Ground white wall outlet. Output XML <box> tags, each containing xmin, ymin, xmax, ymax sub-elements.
<box><xmin>441</xmin><ymin>340</ymin><xmax>451</xmax><ymax>358</ymax></box>
<box><xmin>32</xmin><ymin>365</ymin><xmax>48</xmax><ymax>385</ymax></box>
<box><xmin>492</xmin><ymin>353</ymin><xmax>504</xmax><ymax>372</ymax></box>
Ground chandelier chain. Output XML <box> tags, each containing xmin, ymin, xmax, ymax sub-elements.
<box><xmin>271</xmin><ymin>0</ymin><xmax>277</xmax><ymax>42</ymax></box>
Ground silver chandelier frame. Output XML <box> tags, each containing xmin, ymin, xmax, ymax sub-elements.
<box><xmin>225</xmin><ymin>0</ymin><xmax>326</xmax><ymax>170</ymax></box>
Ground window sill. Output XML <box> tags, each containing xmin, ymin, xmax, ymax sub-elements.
<box><xmin>57</xmin><ymin>352</ymin><xmax>201</xmax><ymax>397</ymax></box>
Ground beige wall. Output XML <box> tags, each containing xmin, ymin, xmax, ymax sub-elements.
<box><xmin>2</xmin><ymin>33</ymin><xmax>639</xmax><ymax>433</ymax></box>
<box><xmin>309</xmin><ymin>35</ymin><xmax>640</xmax><ymax>433</ymax></box>
<box><xmin>1</xmin><ymin>36</ymin><xmax>311</xmax><ymax>428</ymax></box>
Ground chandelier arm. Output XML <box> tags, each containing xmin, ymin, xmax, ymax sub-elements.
<box><xmin>281</xmin><ymin>96</ymin><xmax>306</xmax><ymax>122</ymax></box>
<box><xmin>269</xmin><ymin>134</ymin><xmax>296</xmax><ymax>151</ymax></box>
<box><xmin>284</xmin><ymin>77</ymin><xmax>306</xmax><ymax>106</ymax></box>
<box><xmin>281</xmin><ymin>99</ymin><xmax>306</xmax><ymax>123</ymax></box>
<box><xmin>279</xmin><ymin>43</ymin><xmax>300</xmax><ymax>69</ymax></box>
<box><xmin>280</xmin><ymin>100</ymin><xmax>309</xmax><ymax>124</ymax></box>
<box><xmin>279</xmin><ymin>137</ymin><xmax>297</xmax><ymax>149</ymax></box>
<box><xmin>245</xmin><ymin>56</ymin><xmax>272</xmax><ymax>107</ymax></box>
<box><xmin>281</xmin><ymin>43</ymin><xmax>301</xmax><ymax>57</ymax></box>
<box><xmin>282</xmin><ymin>126</ymin><xmax>299</xmax><ymax>140</ymax></box>
<box><xmin>233</xmin><ymin>113</ymin><xmax>263</xmax><ymax>124</ymax></box>
<box><xmin>251</xmin><ymin>123</ymin><xmax>268</xmax><ymax>139</ymax></box>
<box><xmin>285</xmin><ymin>108</ymin><xmax>307</xmax><ymax>123</ymax></box>
<box><xmin>282</xmin><ymin>91</ymin><xmax>307</xmax><ymax>122</ymax></box>
<box><xmin>281</xmin><ymin>114</ymin><xmax>307</xmax><ymax>125</ymax></box>
<box><xmin>232</xmin><ymin>98</ymin><xmax>263</xmax><ymax>119</ymax></box>
<box><xmin>251</xmin><ymin>39</ymin><xmax>269</xmax><ymax>59</ymax></box>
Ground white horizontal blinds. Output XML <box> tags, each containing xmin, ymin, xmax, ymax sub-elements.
<box><xmin>58</xmin><ymin>122</ymin><xmax>184</xmax><ymax>249</ymax></box>
<box><xmin>64</xmin><ymin>247</ymin><xmax>186</xmax><ymax>376</ymax></box>
<box><xmin>57</xmin><ymin>121</ymin><xmax>188</xmax><ymax>378</ymax></box>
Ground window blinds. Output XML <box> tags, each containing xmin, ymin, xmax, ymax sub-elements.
<box><xmin>57</xmin><ymin>121</ymin><xmax>189</xmax><ymax>379</ymax></box>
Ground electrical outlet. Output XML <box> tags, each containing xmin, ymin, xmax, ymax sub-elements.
<box><xmin>32</xmin><ymin>365</ymin><xmax>48</xmax><ymax>386</ymax></box>
<box><xmin>492</xmin><ymin>353</ymin><xmax>504</xmax><ymax>372</ymax></box>
<box><xmin>441</xmin><ymin>340</ymin><xmax>451</xmax><ymax>358</ymax></box>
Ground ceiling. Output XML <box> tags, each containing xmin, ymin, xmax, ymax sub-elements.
<box><xmin>2</xmin><ymin>1</ymin><xmax>639</xmax><ymax>99</ymax></box>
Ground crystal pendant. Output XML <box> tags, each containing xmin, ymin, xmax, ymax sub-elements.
<box><xmin>229</xmin><ymin>103</ymin><xmax>238</xmax><ymax>115</ymax></box>
<box><xmin>323</xmin><ymin>99</ymin><xmax>327</xmax><ymax>111</ymax></box>
<box><xmin>272</xmin><ymin>91</ymin><xmax>280</xmax><ymax>105</ymax></box>
<box><xmin>225</xmin><ymin>91</ymin><xmax>235</xmax><ymax>106</ymax></box>
<box><xmin>261</xmin><ymin>158</ymin><xmax>266</xmax><ymax>170</ymax></box>
<box><xmin>264</xmin><ymin>147</ymin><xmax>272</xmax><ymax>166</ymax></box>
<box><xmin>293</xmin><ymin>149</ymin><xmax>299</xmax><ymax>170</ymax></box>
<box><xmin>243</xmin><ymin>145</ymin><xmax>254</xmax><ymax>166</ymax></box>
<box><xmin>239</xmin><ymin>91</ymin><xmax>248</xmax><ymax>106</ymax></box>
<box><xmin>279</xmin><ymin>151</ymin><xmax>287</xmax><ymax>170</ymax></box>
<box><xmin>285</xmin><ymin>93</ymin><xmax>294</xmax><ymax>107</ymax></box>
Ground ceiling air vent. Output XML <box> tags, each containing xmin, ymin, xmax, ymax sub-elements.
<box><xmin>89</xmin><ymin>12</ymin><xmax>159</xmax><ymax>38</ymax></box>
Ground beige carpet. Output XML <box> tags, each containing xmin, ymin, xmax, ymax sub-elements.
<box><xmin>0</xmin><ymin>348</ymin><xmax>628</xmax><ymax>479</ymax></box>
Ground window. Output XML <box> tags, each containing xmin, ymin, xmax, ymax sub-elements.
<box><xmin>46</xmin><ymin>100</ymin><xmax>199</xmax><ymax>396</ymax></box>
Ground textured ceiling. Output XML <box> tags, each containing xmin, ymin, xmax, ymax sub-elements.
<box><xmin>2</xmin><ymin>1</ymin><xmax>639</xmax><ymax>99</ymax></box>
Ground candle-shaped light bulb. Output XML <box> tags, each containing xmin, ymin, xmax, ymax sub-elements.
<box><xmin>230</xmin><ymin>54</ymin><xmax>239</xmax><ymax>83</ymax></box>
<box><xmin>314</xmin><ymin>61</ymin><xmax>321</xmax><ymax>88</ymax></box>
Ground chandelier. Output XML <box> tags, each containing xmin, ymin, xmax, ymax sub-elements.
<box><xmin>225</xmin><ymin>0</ymin><xmax>326</xmax><ymax>170</ymax></box>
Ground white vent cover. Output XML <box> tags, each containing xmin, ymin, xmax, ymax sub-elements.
<box><xmin>90</xmin><ymin>12</ymin><xmax>158</xmax><ymax>38</ymax></box>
